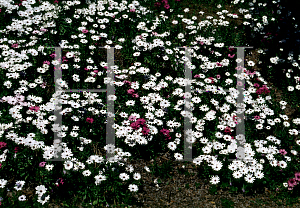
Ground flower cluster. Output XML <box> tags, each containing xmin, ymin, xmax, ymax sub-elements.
<box><xmin>255</xmin><ymin>84</ymin><xmax>271</xmax><ymax>95</ymax></box>
<box><xmin>285</xmin><ymin>172</ymin><xmax>300</xmax><ymax>191</ymax></box>
<box><xmin>160</xmin><ymin>128</ymin><xmax>171</xmax><ymax>140</ymax></box>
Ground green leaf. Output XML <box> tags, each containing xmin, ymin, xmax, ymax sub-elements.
<box><xmin>93</xmin><ymin>200</ymin><xmax>98</xmax><ymax>205</ymax></box>
<box><xmin>221</xmin><ymin>182</ymin><xmax>229</xmax><ymax>189</ymax></box>
<box><xmin>230</xmin><ymin>186</ymin><xmax>238</xmax><ymax>192</ymax></box>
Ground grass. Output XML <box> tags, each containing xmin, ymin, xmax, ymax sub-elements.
<box><xmin>0</xmin><ymin>0</ymin><xmax>300</xmax><ymax>207</ymax></box>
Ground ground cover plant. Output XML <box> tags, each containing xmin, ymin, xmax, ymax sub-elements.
<box><xmin>0</xmin><ymin>0</ymin><xmax>300</xmax><ymax>207</ymax></box>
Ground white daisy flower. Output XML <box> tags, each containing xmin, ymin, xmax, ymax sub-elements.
<box><xmin>18</xmin><ymin>194</ymin><xmax>26</xmax><ymax>201</ymax></box>
<box><xmin>210</xmin><ymin>175</ymin><xmax>220</xmax><ymax>184</ymax></box>
<box><xmin>82</xmin><ymin>170</ymin><xmax>92</xmax><ymax>177</ymax></box>
<box><xmin>128</xmin><ymin>184</ymin><xmax>138</xmax><ymax>192</ymax></box>
<box><xmin>133</xmin><ymin>173</ymin><xmax>141</xmax><ymax>180</ymax></box>
<box><xmin>119</xmin><ymin>173</ymin><xmax>130</xmax><ymax>181</ymax></box>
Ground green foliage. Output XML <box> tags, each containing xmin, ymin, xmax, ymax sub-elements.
<box><xmin>220</xmin><ymin>197</ymin><xmax>235</xmax><ymax>208</ymax></box>
<box><xmin>209</xmin><ymin>185</ymin><xmax>218</xmax><ymax>195</ymax></box>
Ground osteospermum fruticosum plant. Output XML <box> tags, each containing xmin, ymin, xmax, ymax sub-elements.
<box><xmin>0</xmin><ymin>0</ymin><xmax>300</xmax><ymax>206</ymax></box>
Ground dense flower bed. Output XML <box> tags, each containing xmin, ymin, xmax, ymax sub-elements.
<box><xmin>0</xmin><ymin>0</ymin><xmax>300</xmax><ymax>206</ymax></box>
